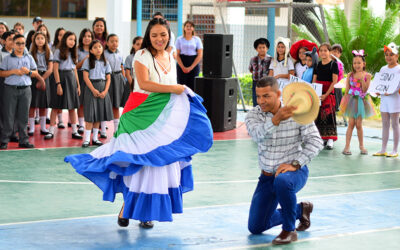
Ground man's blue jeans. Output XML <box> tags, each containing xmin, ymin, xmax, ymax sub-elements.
<box><xmin>248</xmin><ymin>166</ymin><xmax>309</xmax><ymax>233</ymax></box>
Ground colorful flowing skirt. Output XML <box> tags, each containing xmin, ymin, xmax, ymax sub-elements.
<box><xmin>65</xmin><ymin>87</ymin><xmax>213</xmax><ymax>222</ymax></box>
<box><xmin>339</xmin><ymin>94</ymin><xmax>376</xmax><ymax>119</ymax></box>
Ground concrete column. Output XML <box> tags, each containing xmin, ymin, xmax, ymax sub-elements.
<box><xmin>106</xmin><ymin>0</ymin><xmax>132</xmax><ymax>57</ymax></box>
<box><xmin>344</xmin><ymin>0</ymin><xmax>356</xmax><ymax>23</ymax></box>
<box><xmin>267</xmin><ymin>0</ymin><xmax>275</xmax><ymax>57</ymax></box>
<box><xmin>227</xmin><ymin>6</ymin><xmax>245</xmax><ymax>74</ymax></box>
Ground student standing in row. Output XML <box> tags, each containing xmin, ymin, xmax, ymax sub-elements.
<box><xmin>81</xmin><ymin>40</ymin><xmax>113</xmax><ymax>147</ymax></box>
<box><xmin>175</xmin><ymin>20</ymin><xmax>203</xmax><ymax>90</ymax></box>
<box><xmin>28</xmin><ymin>32</ymin><xmax>53</xmax><ymax>136</ymax></box>
<box><xmin>104</xmin><ymin>34</ymin><xmax>127</xmax><ymax>134</ymax></box>
<box><xmin>124</xmin><ymin>36</ymin><xmax>143</xmax><ymax>90</ymax></box>
<box><xmin>0</xmin><ymin>35</ymin><xmax>45</xmax><ymax>149</ymax></box>
<box><xmin>45</xmin><ymin>31</ymin><xmax>82</xmax><ymax>140</ymax></box>
<box><xmin>76</xmin><ymin>28</ymin><xmax>94</xmax><ymax>134</ymax></box>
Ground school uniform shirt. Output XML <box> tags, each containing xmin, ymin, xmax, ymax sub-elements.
<box><xmin>295</xmin><ymin>62</ymin><xmax>308</xmax><ymax>78</ymax></box>
<box><xmin>0</xmin><ymin>51</ymin><xmax>37</xmax><ymax>86</ymax></box>
<box><xmin>104</xmin><ymin>49</ymin><xmax>123</xmax><ymax>73</ymax></box>
<box><xmin>34</xmin><ymin>51</ymin><xmax>54</xmax><ymax>72</ymax></box>
<box><xmin>53</xmin><ymin>49</ymin><xmax>76</xmax><ymax>70</ymax></box>
<box><xmin>249</xmin><ymin>55</ymin><xmax>272</xmax><ymax>81</ymax></box>
<box><xmin>269</xmin><ymin>57</ymin><xmax>295</xmax><ymax>76</ymax></box>
<box><xmin>78</xmin><ymin>49</ymin><xmax>89</xmax><ymax>71</ymax></box>
<box><xmin>378</xmin><ymin>65</ymin><xmax>400</xmax><ymax>113</ymax></box>
<box><xmin>82</xmin><ymin>59</ymin><xmax>112</xmax><ymax>80</ymax></box>
<box><xmin>175</xmin><ymin>36</ymin><xmax>203</xmax><ymax>56</ymax></box>
<box><xmin>0</xmin><ymin>47</ymin><xmax>11</xmax><ymax>63</ymax></box>
<box><xmin>124</xmin><ymin>54</ymin><xmax>135</xmax><ymax>71</ymax></box>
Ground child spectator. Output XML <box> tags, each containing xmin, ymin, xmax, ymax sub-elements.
<box><xmin>0</xmin><ymin>34</ymin><xmax>45</xmax><ymax>149</ymax></box>
<box><xmin>302</xmin><ymin>47</ymin><xmax>318</xmax><ymax>83</ymax></box>
<box><xmin>340</xmin><ymin>50</ymin><xmax>376</xmax><ymax>155</ymax></box>
<box><xmin>81</xmin><ymin>40</ymin><xmax>113</xmax><ymax>147</ymax></box>
<box><xmin>13</xmin><ymin>22</ymin><xmax>24</xmax><ymax>36</ymax></box>
<box><xmin>28</xmin><ymin>32</ymin><xmax>53</xmax><ymax>136</ymax></box>
<box><xmin>268</xmin><ymin>37</ymin><xmax>295</xmax><ymax>85</ymax></box>
<box><xmin>313</xmin><ymin>43</ymin><xmax>339</xmax><ymax>150</ymax></box>
<box><xmin>249</xmin><ymin>38</ymin><xmax>271</xmax><ymax>106</ymax></box>
<box><xmin>373</xmin><ymin>42</ymin><xmax>400</xmax><ymax>158</ymax></box>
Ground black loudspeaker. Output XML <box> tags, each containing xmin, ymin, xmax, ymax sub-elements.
<box><xmin>194</xmin><ymin>77</ymin><xmax>237</xmax><ymax>132</ymax></box>
<box><xmin>203</xmin><ymin>34</ymin><xmax>233</xmax><ymax>78</ymax></box>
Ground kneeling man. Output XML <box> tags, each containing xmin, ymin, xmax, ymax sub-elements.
<box><xmin>245</xmin><ymin>76</ymin><xmax>323</xmax><ymax>245</ymax></box>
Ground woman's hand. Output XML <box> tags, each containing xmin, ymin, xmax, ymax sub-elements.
<box><xmin>57</xmin><ymin>84</ymin><xmax>63</xmax><ymax>96</ymax></box>
<box><xmin>98</xmin><ymin>91</ymin><xmax>106</xmax><ymax>99</ymax></box>
<box><xmin>171</xmin><ymin>84</ymin><xmax>185</xmax><ymax>95</ymax></box>
<box><xmin>77</xmin><ymin>86</ymin><xmax>81</xmax><ymax>96</ymax></box>
<box><xmin>320</xmin><ymin>94</ymin><xmax>327</xmax><ymax>101</ymax></box>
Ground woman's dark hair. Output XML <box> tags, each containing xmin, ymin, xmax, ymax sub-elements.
<box><xmin>88</xmin><ymin>40</ymin><xmax>107</xmax><ymax>69</ymax></box>
<box><xmin>92</xmin><ymin>17</ymin><xmax>108</xmax><ymax>41</ymax></box>
<box><xmin>253</xmin><ymin>38</ymin><xmax>270</xmax><ymax>49</ymax></box>
<box><xmin>152</xmin><ymin>12</ymin><xmax>164</xmax><ymax>18</ymax></box>
<box><xmin>36</xmin><ymin>24</ymin><xmax>51</xmax><ymax>44</ymax></box>
<box><xmin>26</xmin><ymin>30</ymin><xmax>35</xmax><ymax>49</ymax></box>
<box><xmin>130</xmin><ymin>36</ymin><xmax>143</xmax><ymax>54</ymax></box>
<box><xmin>53</xmin><ymin>27</ymin><xmax>65</xmax><ymax>49</ymax></box>
<box><xmin>105</xmin><ymin>33</ymin><xmax>118</xmax><ymax>51</ymax></box>
<box><xmin>183</xmin><ymin>20</ymin><xmax>195</xmax><ymax>36</ymax></box>
<box><xmin>59</xmin><ymin>31</ymin><xmax>77</xmax><ymax>63</ymax></box>
<box><xmin>31</xmin><ymin>32</ymin><xmax>51</xmax><ymax>65</ymax></box>
<box><xmin>78</xmin><ymin>28</ymin><xmax>94</xmax><ymax>51</ymax></box>
<box><xmin>140</xmin><ymin>18</ymin><xmax>171</xmax><ymax>81</ymax></box>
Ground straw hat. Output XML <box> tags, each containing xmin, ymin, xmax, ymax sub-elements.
<box><xmin>282</xmin><ymin>82</ymin><xmax>319</xmax><ymax>125</ymax></box>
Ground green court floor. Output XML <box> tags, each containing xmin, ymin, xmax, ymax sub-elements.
<box><xmin>0</xmin><ymin>136</ymin><xmax>399</xmax><ymax>249</ymax></box>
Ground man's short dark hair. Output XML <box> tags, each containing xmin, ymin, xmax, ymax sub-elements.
<box><xmin>152</xmin><ymin>12</ymin><xmax>164</xmax><ymax>18</ymax></box>
<box><xmin>2</xmin><ymin>30</ymin><xmax>15</xmax><ymax>40</ymax></box>
<box><xmin>13</xmin><ymin>34</ymin><xmax>25</xmax><ymax>41</ymax></box>
<box><xmin>254</xmin><ymin>38</ymin><xmax>270</xmax><ymax>49</ymax></box>
<box><xmin>256</xmin><ymin>76</ymin><xmax>278</xmax><ymax>90</ymax></box>
<box><xmin>332</xmin><ymin>44</ymin><xmax>343</xmax><ymax>53</ymax></box>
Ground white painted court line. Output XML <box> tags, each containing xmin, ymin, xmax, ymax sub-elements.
<box><xmin>1</xmin><ymin>187</ymin><xmax>399</xmax><ymax>227</ymax></box>
<box><xmin>218</xmin><ymin>226</ymin><xmax>400</xmax><ymax>250</ymax></box>
<box><xmin>2</xmin><ymin>170</ymin><xmax>400</xmax><ymax>185</ymax></box>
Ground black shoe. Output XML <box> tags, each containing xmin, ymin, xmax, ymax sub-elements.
<box><xmin>117</xmin><ymin>206</ymin><xmax>129</xmax><ymax>227</ymax></box>
<box><xmin>58</xmin><ymin>122</ymin><xmax>65</xmax><ymax>129</ymax></box>
<box><xmin>68</xmin><ymin>122</ymin><xmax>72</xmax><ymax>127</ymax></box>
<box><xmin>19</xmin><ymin>142</ymin><xmax>35</xmax><ymax>148</ymax></box>
<box><xmin>139</xmin><ymin>221</ymin><xmax>154</xmax><ymax>229</ymax></box>
<box><xmin>28</xmin><ymin>132</ymin><xmax>34</xmax><ymax>136</ymax></box>
<box><xmin>46</xmin><ymin>118</ymin><xmax>50</xmax><ymax>124</ymax></box>
<box><xmin>44</xmin><ymin>133</ymin><xmax>54</xmax><ymax>140</ymax></box>
<box><xmin>296</xmin><ymin>201</ymin><xmax>313</xmax><ymax>231</ymax></box>
<box><xmin>92</xmin><ymin>140</ymin><xmax>103</xmax><ymax>146</ymax></box>
<box><xmin>78</xmin><ymin>126</ymin><xmax>85</xmax><ymax>134</ymax></box>
<box><xmin>100</xmin><ymin>133</ymin><xmax>107</xmax><ymax>139</ymax></box>
<box><xmin>9</xmin><ymin>136</ymin><xmax>19</xmax><ymax>142</ymax></box>
<box><xmin>40</xmin><ymin>130</ymin><xmax>49</xmax><ymax>135</ymax></box>
<box><xmin>0</xmin><ymin>143</ymin><xmax>7</xmax><ymax>150</ymax></box>
<box><xmin>72</xmin><ymin>132</ymin><xmax>82</xmax><ymax>139</ymax></box>
<box><xmin>82</xmin><ymin>141</ymin><xmax>90</xmax><ymax>148</ymax></box>
<box><xmin>34</xmin><ymin>118</ymin><xmax>40</xmax><ymax>124</ymax></box>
